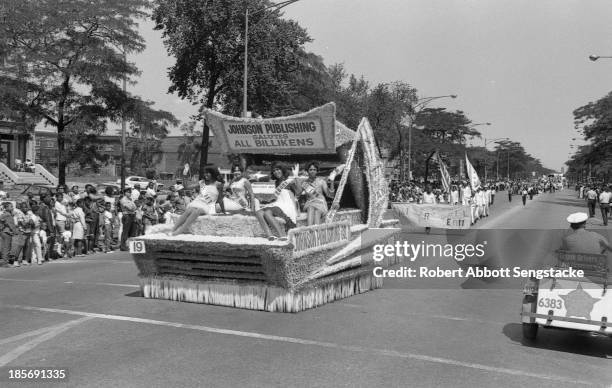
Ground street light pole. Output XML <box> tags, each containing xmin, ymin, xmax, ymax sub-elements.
<box><xmin>242</xmin><ymin>0</ymin><xmax>300</xmax><ymax>118</ymax></box>
<box><xmin>242</xmin><ymin>8</ymin><xmax>249</xmax><ymax>117</ymax></box>
<box><xmin>403</xmin><ymin>94</ymin><xmax>457</xmax><ymax>182</ymax></box>
<box><xmin>120</xmin><ymin>50</ymin><xmax>127</xmax><ymax>192</ymax></box>
<box><xmin>482</xmin><ymin>136</ymin><xmax>508</xmax><ymax>182</ymax></box>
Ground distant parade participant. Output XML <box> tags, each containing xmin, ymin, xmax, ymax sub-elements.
<box><xmin>585</xmin><ymin>186</ymin><xmax>598</xmax><ymax>218</ymax></box>
<box><xmin>562</xmin><ymin>212</ymin><xmax>612</xmax><ymax>254</ymax></box>
<box><xmin>461</xmin><ymin>182</ymin><xmax>471</xmax><ymax>206</ymax></box>
<box><xmin>422</xmin><ymin>186</ymin><xmax>436</xmax><ymax>204</ymax></box>
<box><xmin>521</xmin><ymin>187</ymin><xmax>528</xmax><ymax>206</ymax></box>
<box><xmin>450</xmin><ymin>185</ymin><xmax>459</xmax><ymax>205</ymax></box>
<box><xmin>508</xmin><ymin>185</ymin><xmax>512</xmax><ymax>202</ymax></box>
<box><xmin>599</xmin><ymin>186</ymin><xmax>611</xmax><ymax>226</ymax></box>
<box><xmin>490</xmin><ymin>185</ymin><xmax>495</xmax><ymax>205</ymax></box>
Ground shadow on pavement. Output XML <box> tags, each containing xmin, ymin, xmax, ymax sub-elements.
<box><xmin>125</xmin><ymin>290</ymin><xmax>142</xmax><ymax>297</ymax></box>
<box><xmin>538</xmin><ymin>199</ymin><xmax>589</xmax><ymax>208</ymax></box>
<box><xmin>503</xmin><ymin>323</ymin><xmax>612</xmax><ymax>358</ymax></box>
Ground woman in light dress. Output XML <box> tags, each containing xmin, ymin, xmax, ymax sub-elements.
<box><xmin>171</xmin><ymin>167</ymin><xmax>225</xmax><ymax>236</ymax></box>
<box><xmin>297</xmin><ymin>162</ymin><xmax>335</xmax><ymax>226</ymax></box>
<box><xmin>72</xmin><ymin>199</ymin><xmax>87</xmax><ymax>256</ymax></box>
<box><xmin>450</xmin><ymin>185</ymin><xmax>460</xmax><ymax>205</ymax></box>
<box><xmin>255</xmin><ymin>164</ymin><xmax>299</xmax><ymax>241</ymax></box>
<box><xmin>223</xmin><ymin>164</ymin><xmax>259</xmax><ymax>213</ymax></box>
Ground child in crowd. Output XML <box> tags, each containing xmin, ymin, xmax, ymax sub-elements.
<box><xmin>39</xmin><ymin>222</ymin><xmax>48</xmax><ymax>262</ymax></box>
<box><xmin>62</xmin><ymin>229</ymin><xmax>73</xmax><ymax>258</ymax></box>
<box><xmin>134</xmin><ymin>199</ymin><xmax>144</xmax><ymax>236</ymax></box>
<box><xmin>103</xmin><ymin>202</ymin><xmax>114</xmax><ymax>253</ymax></box>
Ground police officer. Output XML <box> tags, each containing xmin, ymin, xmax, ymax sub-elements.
<box><xmin>562</xmin><ymin>212</ymin><xmax>612</xmax><ymax>254</ymax></box>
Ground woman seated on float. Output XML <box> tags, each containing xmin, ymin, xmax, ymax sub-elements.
<box><xmin>255</xmin><ymin>164</ymin><xmax>299</xmax><ymax>241</ymax></box>
<box><xmin>296</xmin><ymin>162</ymin><xmax>335</xmax><ymax>226</ymax></box>
<box><xmin>171</xmin><ymin>167</ymin><xmax>225</xmax><ymax>236</ymax></box>
<box><xmin>223</xmin><ymin>164</ymin><xmax>259</xmax><ymax>213</ymax></box>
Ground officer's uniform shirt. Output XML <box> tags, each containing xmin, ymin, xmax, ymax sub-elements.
<box><xmin>562</xmin><ymin>228</ymin><xmax>608</xmax><ymax>254</ymax></box>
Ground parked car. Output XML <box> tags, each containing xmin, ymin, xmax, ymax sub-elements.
<box><xmin>116</xmin><ymin>176</ymin><xmax>150</xmax><ymax>188</ymax></box>
<box><xmin>11</xmin><ymin>184</ymin><xmax>57</xmax><ymax>201</ymax></box>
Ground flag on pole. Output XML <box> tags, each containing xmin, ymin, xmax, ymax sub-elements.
<box><xmin>433</xmin><ymin>151</ymin><xmax>451</xmax><ymax>192</ymax></box>
<box><xmin>465</xmin><ymin>153</ymin><xmax>481</xmax><ymax>190</ymax></box>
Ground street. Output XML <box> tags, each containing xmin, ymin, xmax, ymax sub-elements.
<box><xmin>0</xmin><ymin>189</ymin><xmax>610</xmax><ymax>388</ymax></box>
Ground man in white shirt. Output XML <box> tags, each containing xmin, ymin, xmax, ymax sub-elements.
<box><xmin>599</xmin><ymin>187</ymin><xmax>611</xmax><ymax>226</ymax></box>
<box><xmin>586</xmin><ymin>187</ymin><xmax>598</xmax><ymax>218</ymax></box>
<box><xmin>422</xmin><ymin>187</ymin><xmax>436</xmax><ymax>204</ymax></box>
<box><xmin>461</xmin><ymin>183</ymin><xmax>472</xmax><ymax>206</ymax></box>
<box><xmin>131</xmin><ymin>184</ymin><xmax>141</xmax><ymax>202</ymax></box>
<box><xmin>54</xmin><ymin>193</ymin><xmax>69</xmax><ymax>233</ymax></box>
<box><xmin>145</xmin><ymin>181</ymin><xmax>156</xmax><ymax>197</ymax></box>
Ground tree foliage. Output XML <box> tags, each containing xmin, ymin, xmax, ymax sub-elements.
<box><xmin>569</xmin><ymin>93</ymin><xmax>612</xmax><ymax>180</ymax></box>
<box><xmin>153</xmin><ymin>0</ymin><xmax>324</xmax><ymax>175</ymax></box>
<box><xmin>0</xmin><ymin>0</ymin><xmax>177</xmax><ymax>184</ymax></box>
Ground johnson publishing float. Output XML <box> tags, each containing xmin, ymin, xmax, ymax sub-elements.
<box><xmin>129</xmin><ymin>103</ymin><xmax>401</xmax><ymax>312</ymax></box>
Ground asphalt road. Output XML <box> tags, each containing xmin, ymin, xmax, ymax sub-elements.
<box><xmin>0</xmin><ymin>188</ymin><xmax>610</xmax><ymax>388</ymax></box>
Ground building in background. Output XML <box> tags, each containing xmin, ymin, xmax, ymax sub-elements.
<box><xmin>34</xmin><ymin>131</ymin><xmax>227</xmax><ymax>177</ymax></box>
<box><xmin>0</xmin><ymin>121</ymin><xmax>35</xmax><ymax>169</ymax></box>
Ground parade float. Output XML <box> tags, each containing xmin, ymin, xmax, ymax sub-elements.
<box><xmin>129</xmin><ymin>103</ymin><xmax>401</xmax><ymax>312</ymax></box>
<box><xmin>391</xmin><ymin>154</ymin><xmax>476</xmax><ymax>230</ymax></box>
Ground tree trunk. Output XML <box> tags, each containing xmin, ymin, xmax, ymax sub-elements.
<box><xmin>199</xmin><ymin>120</ymin><xmax>210</xmax><ymax>180</ymax></box>
<box><xmin>57</xmin><ymin>125</ymin><xmax>65</xmax><ymax>185</ymax></box>
<box><xmin>424</xmin><ymin>150</ymin><xmax>436</xmax><ymax>184</ymax></box>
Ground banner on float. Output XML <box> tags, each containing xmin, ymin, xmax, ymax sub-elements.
<box><xmin>392</xmin><ymin>203</ymin><xmax>472</xmax><ymax>229</ymax></box>
<box><xmin>204</xmin><ymin>103</ymin><xmax>336</xmax><ymax>155</ymax></box>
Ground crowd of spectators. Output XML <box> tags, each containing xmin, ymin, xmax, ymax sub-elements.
<box><xmin>0</xmin><ymin>180</ymin><xmax>195</xmax><ymax>268</ymax></box>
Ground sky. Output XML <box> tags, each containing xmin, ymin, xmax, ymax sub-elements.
<box><xmin>106</xmin><ymin>0</ymin><xmax>612</xmax><ymax>172</ymax></box>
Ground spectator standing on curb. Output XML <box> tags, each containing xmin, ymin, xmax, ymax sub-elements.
<box><xmin>72</xmin><ymin>199</ymin><xmax>87</xmax><ymax>257</ymax></box>
<box><xmin>599</xmin><ymin>186</ymin><xmax>611</xmax><ymax>226</ymax></box>
<box><xmin>586</xmin><ymin>186</ymin><xmax>598</xmax><ymax>218</ymax></box>
<box><xmin>27</xmin><ymin>204</ymin><xmax>43</xmax><ymax>265</ymax></box>
<box><xmin>120</xmin><ymin>188</ymin><xmax>137</xmax><ymax>251</ymax></box>
<box><xmin>0</xmin><ymin>202</ymin><xmax>16</xmax><ymax>266</ymax></box>
<box><xmin>102</xmin><ymin>202</ymin><xmax>114</xmax><ymax>253</ymax></box>
<box><xmin>39</xmin><ymin>196</ymin><xmax>57</xmax><ymax>260</ymax></box>
<box><xmin>10</xmin><ymin>202</ymin><xmax>33</xmax><ymax>267</ymax></box>
<box><xmin>55</xmin><ymin>193</ymin><xmax>69</xmax><ymax>234</ymax></box>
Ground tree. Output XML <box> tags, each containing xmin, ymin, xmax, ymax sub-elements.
<box><xmin>153</xmin><ymin>0</ymin><xmax>314</xmax><ymax>177</ymax></box>
<box><xmin>365</xmin><ymin>82</ymin><xmax>417</xmax><ymax>181</ymax></box>
<box><xmin>328</xmin><ymin>64</ymin><xmax>370</xmax><ymax>130</ymax></box>
<box><xmin>127</xmin><ymin>99</ymin><xmax>178</xmax><ymax>174</ymax></box>
<box><xmin>571</xmin><ymin>93</ymin><xmax>612</xmax><ymax>179</ymax></box>
<box><xmin>0</xmin><ymin>0</ymin><xmax>150</xmax><ymax>184</ymax></box>
<box><xmin>176</xmin><ymin>121</ymin><xmax>202</xmax><ymax>176</ymax></box>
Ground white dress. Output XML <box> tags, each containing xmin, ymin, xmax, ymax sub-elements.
<box><xmin>262</xmin><ymin>188</ymin><xmax>298</xmax><ymax>225</ymax></box>
<box><xmin>187</xmin><ymin>182</ymin><xmax>218</xmax><ymax>214</ymax></box>
<box><xmin>223</xmin><ymin>178</ymin><xmax>259</xmax><ymax>212</ymax></box>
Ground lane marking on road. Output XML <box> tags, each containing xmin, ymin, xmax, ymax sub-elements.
<box><xmin>0</xmin><ymin>319</ymin><xmax>93</xmax><ymax>346</ymax></box>
<box><xmin>0</xmin><ymin>278</ymin><xmax>139</xmax><ymax>288</ymax></box>
<box><xmin>0</xmin><ymin>317</ymin><xmax>92</xmax><ymax>367</ymax></box>
<box><xmin>3</xmin><ymin>304</ymin><xmax>594</xmax><ymax>385</ymax></box>
<box><xmin>340</xmin><ymin>304</ymin><xmax>506</xmax><ymax>326</ymax></box>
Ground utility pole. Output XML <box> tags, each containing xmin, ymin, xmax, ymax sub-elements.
<box><xmin>120</xmin><ymin>50</ymin><xmax>127</xmax><ymax>192</ymax></box>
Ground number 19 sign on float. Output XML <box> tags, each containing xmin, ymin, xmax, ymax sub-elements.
<box><xmin>129</xmin><ymin>240</ymin><xmax>146</xmax><ymax>254</ymax></box>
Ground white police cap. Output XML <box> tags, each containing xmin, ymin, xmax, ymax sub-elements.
<box><xmin>566</xmin><ymin>212</ymin><xmax>588</xmax><ymax>224</ymax></box>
